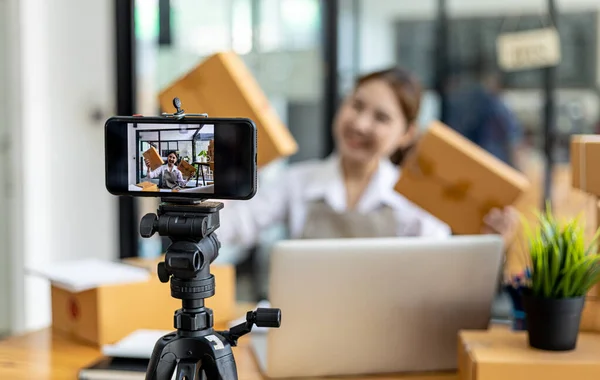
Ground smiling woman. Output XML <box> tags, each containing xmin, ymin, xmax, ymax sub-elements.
<box><xmin>216</xmin><ymin>67</ymin><xmax>450</xmax><ymax>259</ymax></box>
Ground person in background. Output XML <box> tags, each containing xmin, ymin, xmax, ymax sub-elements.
<box><xmin>145</xmin><ymin>150</ymin><xmax>188</xmax><ymax>189</ymax></box>
<box><xmin>445</xmin><ymin>70</ymin><xmax>524</xmax><ymax>169</ymax></box>
<box><xmin>216</xmin><ymin>67</ymin><xmax>519</xmax><ymax>261</ymax></box>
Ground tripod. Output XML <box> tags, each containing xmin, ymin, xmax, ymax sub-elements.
<box><xmin>140</xmin><ymin>199</ymin><xmax>282</xmax><ymax>380</ymax></box>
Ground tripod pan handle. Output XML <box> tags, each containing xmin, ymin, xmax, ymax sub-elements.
<box><xmin>254</xmin><ymin>308</ymin><xmax>281</xmax><ymax>328</ymax></box>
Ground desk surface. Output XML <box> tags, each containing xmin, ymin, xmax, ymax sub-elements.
<box><xmin>0</xmin><ymin>328</ymin><xmax>457</xmax><ymax>380</ymax></box>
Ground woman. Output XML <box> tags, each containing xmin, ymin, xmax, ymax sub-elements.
<box><xmin>216</xmin><ymin>67</ymin><xmax>517</xmax><ymax>255</ymax></box>
<box><xmin>145</xmin><ymin>151</ymin><xmax>188</xmax><ymax>189</ymax></box>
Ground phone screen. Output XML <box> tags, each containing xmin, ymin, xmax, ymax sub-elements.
<box><xmin>105</xmin><ymin>117</ymin><xmax>257</xmax><ymax>200</ymax></box>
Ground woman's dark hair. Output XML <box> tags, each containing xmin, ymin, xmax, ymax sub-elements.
<box><xmin>354</xmin><ymin>67</ymin><xmax>422</xmax><ymax>165</ymax></box>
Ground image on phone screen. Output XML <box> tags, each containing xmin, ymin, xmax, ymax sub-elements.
<box><xmin>130</xmin><ymin>123</ymin><xmax>215</xmax><ymax>194</ymax></box>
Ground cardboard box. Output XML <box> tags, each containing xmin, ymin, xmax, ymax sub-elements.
<box><xmin>458</xmin><ymin>328</ymin><xmax>600</xmax><ymax>380</ymax></box>
<box><xmin>395</xmin><ymin>121</ymin><xmax>530</xmax><ymax>235</ymax></box>
<box><xmin>208</xmin><ymin>139</ymin><xmax>214</xmax><ymax>161</ymax></box>
<box><xmin>158</xmin><ymin>51</ymin><xmax>298</xmax><ymax>167</ymax></box>
<box><xmin>570</xmin><ymin>136</ymin><xmax>600</xmax><ymax>300</ymax></box>
<box><xmin>571</xmin><ymin>135</ymin><xmax>600</xmax><ymax>197</ymax></box>
<box><xmin>143</xmin><ymin>146</ymin><xmax>164</xmax><ymax>171</ymax></box>
<box><xmin>136</xmin><ymin>181</ymin><xmax>159</xmax><ymax>192</ymax></box>
<box><xmin>581</xmin><ymin>299</ymin><xmax>600</xmax><ymax>333</ymax></box>
<box><xmin>50</xmin><ymin>260</ymin><xmax>235</xmax><ymax>346</ymax></box>
<box><xmin>178</xmin><ymin>159</ymin><xmax>197</xmax><ymax>179</ymax></box>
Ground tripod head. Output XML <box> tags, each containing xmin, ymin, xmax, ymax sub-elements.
<box><xmin>141</xmin><ymin>198</ymin><xmax>281</xmax><ymax>380</ymax></box>
<box><xmin>140</xmin><ymin>200</ymin><xmax>221</xmax><ymax>303</ymax></box>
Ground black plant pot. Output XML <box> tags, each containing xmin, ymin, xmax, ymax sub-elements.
<box><xmin>522</xmin><ymin>291</ymin><xmax>585</xmax><ymax>351</ymax></box>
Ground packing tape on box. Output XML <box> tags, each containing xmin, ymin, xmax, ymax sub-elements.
<box><xmin>405</xmin><ymin>154</ymin><xmax>501</xmax><ymax>219</ymax></box>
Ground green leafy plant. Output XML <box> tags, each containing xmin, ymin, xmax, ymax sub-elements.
<box><xmin>521</xmin><ymin>203</ymin><xmax>600</xmax><ymax>299</ymax></box>
<box><xmin>197</xmin><ymin>150</ymin><xmax>208</xmax><ymax>158</ymax></box>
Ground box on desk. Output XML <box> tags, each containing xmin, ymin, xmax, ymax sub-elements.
<box><xmin>458</xmin><ymin>328</ymin><xmax>600</xmax><ymax>380</ymax></box>
<box><xmin>158</xmin><ymin>51</ymin><xmax>298</xmax><ymax>168</ymax></box>
<box><xmin>47</xmin><ymin>258</ymin><xmax>235</xmax><ymax>346</ymax></box>
<box><xmin>395</xmin><ymin>121</ymin><xmax>530</xmax><ymax>235</ymax></box>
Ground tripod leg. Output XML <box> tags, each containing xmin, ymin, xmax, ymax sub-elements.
<box><xmin>146</xmin><ymin>334</ymin><xmax>178</xmax><ymax>380</ymax></box>
<box><xmin>202</xmin><ymin>353</ymin><xmax>238</xmax><ymax>380</ymax></box>
<box><xmin>176</xmin><ymin>359</ymin><xmax>202</xmax><ymax>380</ymax></box>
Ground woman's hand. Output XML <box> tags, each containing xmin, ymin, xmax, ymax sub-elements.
<box><xmin>144</xmin><ymin>158</ymin><xmax>151</xmax><ymax>170</ymax></box>
<box><xmin>482</xmin><ymin>206</ymin><xmax>520</xmax><ymax>248</ymax></box>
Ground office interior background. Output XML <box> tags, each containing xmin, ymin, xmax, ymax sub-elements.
<box><xmin>1</xmin><ymin>0</ymin><xmax>600</xmax><ymax>335</ymax></box>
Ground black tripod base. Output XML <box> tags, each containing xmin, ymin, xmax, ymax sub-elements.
<box><xmin>145</xmin><ymin>331</ymin><xmax>237</xmax><ymax>380</ymax></box>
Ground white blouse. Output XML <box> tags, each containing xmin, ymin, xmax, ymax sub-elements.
<box><xmin>216</xmin><ymin>154</ymin><xmax>451</xmax><ymax>251</ymax></box>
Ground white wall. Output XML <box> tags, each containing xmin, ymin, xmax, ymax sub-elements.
<box><xmin>2</xmin><ymin>0</ymin><xmax>26</xmax><ymax>335</ymax></box>
<box><xmin>0</xmin><ymin>0</ymin><xmax>13</xmax><ymax>334</ymax></box>
<box><xmin>13</xmin><ymin>0</ymin><xmax>118</xmax><ymax>331</ymax></box>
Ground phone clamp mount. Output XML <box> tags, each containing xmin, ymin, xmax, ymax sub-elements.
<box><xmin>161</xmin><ymin>97</ymin><xmax>210</xmax><ymax>120</ymax></box>
<box><xmin>139</xmin><ymin>101</ymin><xmax>282</xmax><ymax>380</ymax></box>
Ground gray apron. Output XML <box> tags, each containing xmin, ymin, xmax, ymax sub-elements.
<box><xmin>300</xmin><ymin>199</ymin><xmax>398</xmax><ymax>239</ymax></box>
<box><xmin>162</xmin><ymin>167</ymin><xmax>179</xmax><ymax>189</ymax></box>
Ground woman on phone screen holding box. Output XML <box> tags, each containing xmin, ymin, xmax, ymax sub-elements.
<box><xmin>145</xmin><ymin>151</ymin><xmax>188</xmax><ymax>190</ymax></box>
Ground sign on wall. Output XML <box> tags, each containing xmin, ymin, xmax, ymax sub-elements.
<box><xmin>496</xmin><ymin>27</ymin><xmax>561</xmax><ymax>71</ymax></box>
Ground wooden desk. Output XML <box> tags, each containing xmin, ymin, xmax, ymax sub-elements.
<box><xmin>0</xmin><ymin>328</ymin><xmax>456</xmax><ymax>380</ymax></box>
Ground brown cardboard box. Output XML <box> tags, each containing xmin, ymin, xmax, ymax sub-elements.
<box><xmin>570</xmin><ymin>136</ymin><xmax>600</xmax><ymax>300</ymax></box>
<box><xmin>51</xmin><ymin>261</ymin><xmax>235</xmax><ymax>346</ymax></box>
<box><xmin>143</xmin><ymin>146</ymin><xmax>164</xmax><ymax>171</ymax></box>
<box><xmin>395</xmin><ymin>121</ymin><xmax>530</xmax><ymax>235</ymax></box>
<box><xmin>158</xmin><ymin>51</ymin><xmax>298</xmax><ymax>167</ymax></box>
<box><xmin>571</xmin><ymin>135</ymin><xmax>600</xmax><ymax>197</ymax></box>
<box><xmin>178</xmin><ymin>159</ymin><xmax>197</xmax><ymax>179</ymax></box>
<box><xmin>581</xmin><ymin>299</ymin><xmax>600</xmax><ymax>333</ymax></box>
<box><xmin>458</xmin><ymin>327</ymin><xmax>600</xmax><ymax>380</ymax></box>
<box><xmin>137</xmin><ymin>182</ymin><xmax>159</xmax><ymax>192</ymax></box>
<box><xmin>135</xmin><ymin>181</ymin><xmax>156</xmax><ymax>189</ymax></box>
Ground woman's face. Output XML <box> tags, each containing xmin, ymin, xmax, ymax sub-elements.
<box><xmin>167</xmin><ymin>153</ymin><xmax>177</xmax><ymax>166</ymax></box>
<box><xmin>333</xmin><ymin>78</ymin><xmax>414</xmax><ymax>165</ymax></box>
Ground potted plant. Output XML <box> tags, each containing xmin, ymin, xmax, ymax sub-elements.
<box><xmin>197</xmin><ymin>150</ymin><xmax>208</xmax><ymax>163</ymax></box>
<box><xmin>520</xmin><ymin>205</ymin><xmax>600</xmax><ymax>351</ymax></box>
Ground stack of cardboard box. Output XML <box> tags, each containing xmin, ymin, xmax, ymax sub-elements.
<box><xmin>571</xmin><ymin>135</ymin><xmax>600</xmax><ymax>333</ymax></box>
<box><xmin>208</xmin><ymin>139</ymin><xmax>214</xmax><ymax>173</ymax></box>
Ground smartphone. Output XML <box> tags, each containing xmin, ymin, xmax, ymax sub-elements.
<box><xmin>105</xmin><ymin>116</ymin><xmax>257</xmax><ymax>200</ymax></box>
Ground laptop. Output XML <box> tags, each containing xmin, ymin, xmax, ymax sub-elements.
<box><xmin>250</xmin><ymin>235</ymin><xmax>504</xmax><ymax>378</ymax></box>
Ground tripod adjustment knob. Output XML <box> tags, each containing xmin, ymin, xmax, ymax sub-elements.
<box><xmin>157</xmin><ymin>262</ymin><xmax>170</xmax><ymax>283</ymax></box>
<box><xmin>140</xmin><ymin>213</ymin><xmax>158</xmax><ymax>238</ymax></box>
<box><xmin>253</xmin><ymin>308</ymin><xmax>282</xmax><ymax>328</ymax></box>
